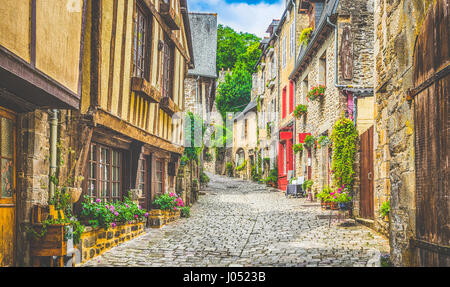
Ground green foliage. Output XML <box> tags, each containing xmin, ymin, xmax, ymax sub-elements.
<box><xmin>304</xmin><ymin>135</ymin><xmax>317</xmax><ymax>149</ymax></box>
<box><xmin>302</xmin><ymin>180</ymin><xmax>314</xmax><ymax>191</ymax></box>
<box><xmin>200</xmin><ymin>171</ymin><xmax>210</xmax><ymax>184</ymax></box>
<box><xmin>318</xmin><ymin>135</ymin><xmax>331</xmax><ymax>147</ymax></box>
<box><xmin>293</xmin><ymin>143</ymin><xmax>304</xmax><ymax>154</ymax></box>
<box><xmin>298</xmin><ymin>27</ymin><xmax>313</xmax><ymax>47</ymax></box>
<box><xmin>316</xmin><ymin>186</ymin><xmax>333</xmax><ymax>202</ymax></box>
<box><xmin>80</xmin><ymin>196</ymin><xmax>149</xmax><ymax>230</ymax></box>
<box><xmin>266</xmin><ymin>122</ymin><xmax>272</xmax><ymax>137</ymax></box>
<box><xmin>152</xmin><ymin>192</ymin><xmax>184</xmax><ymax>212</ymax></box>
<box><xmin>264</xmin><ymin>164</ymin><xmax>278</xmax><ymax>186</ymax></box>
<box><xmin>331</xmin><ymin>117</ymin><xmax>358</xmax><ymax>190</ymax></box>
<box><xmin>204</xmin><ymin>151</ymin><xmax>213</xmax><ymax>162</ymax></box>
<box><xmin>216</xmin><ymin>25</ymin><xmax>261</xmax><ymax>120</ymax></box>
<box><xmin>307</xmin><ymin>85</ymin><xmax>326</xmax><ymax>101</ymax></box>
<box><xmin>250</xmin><ymin>163</ymin><xmax>262</xmax><ymax>182</ymax></box>
<box><xmin>380</xmin><ymin>200</ymin><xmax>390</xmax><ymax>218</ymax></box>
<box><xmin>181</xmin><ymin>206</ymin><xmax>191</xmax><ymax>218</ymax></box>
<box><xmin>216</xmin><ymin>24</ymin><xmax>261</xmax><ymax>74</ymax></box>
<box><xmin>216</xmin><ymin>67</ymin><xmax>252</xmax><ymax>120</ymax></box>
<box><xmin>293</xmin><ymin>104</ymin><xmax>308</xmax><ymax>119</ymax></box>
<box><xmin>184</xmin><ymin>111</ymin><xmax>206</xmax><ymax>162</ymax></box>
<box><xmin>235</xmin><ymin>159</ymin><xmax>247</xmax><ymax>172</ymax></box>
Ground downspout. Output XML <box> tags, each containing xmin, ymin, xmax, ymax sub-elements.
<box><xmin>274</xmin><ymin>28</ymin><xmax>280</xmax><ymax>171</ymax></box>
<box><xmin>291</xmin><ymin>0</ymin><xmax>296</xmax><ymax>178</ymax></box>
<box><xmin>49</xmin><ymin>109</ymin><xmax>58</xmax><ymax>200</ymax></box>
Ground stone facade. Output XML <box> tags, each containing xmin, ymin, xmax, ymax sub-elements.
<box><xmin>373</xmin><ymin>0</ymin><xmax>435</xmax><ymax>266</ymax></box>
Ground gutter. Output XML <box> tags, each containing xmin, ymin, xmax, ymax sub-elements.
<box><xmin>49</xmin><ymin>109</ymin><xmax>58</xmax><ymax>200</ymax></box>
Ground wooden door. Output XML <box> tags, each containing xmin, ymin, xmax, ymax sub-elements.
<box><xmin>411</xmin><ymin>0</ymin><xmax>449</xmax><ymax>266</ymax></box>
<box><xmin>360</xmin><ymin>126</ymin><xmax>374</xmax><ymax>219</ymax></box>
<box><xmin>0</xmin><ymin>107</ymin><xmax>16</xmax><ymax>267</ymax></box>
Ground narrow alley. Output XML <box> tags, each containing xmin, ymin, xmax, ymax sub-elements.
<box><xmin>82</xmin><ymin>173</ymin><xmax>389</xmax><ymax>267</ymax></box>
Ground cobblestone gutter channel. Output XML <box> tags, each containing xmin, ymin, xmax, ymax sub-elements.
<box><xmin>82</xmin><ymin>173</ymin><xmax>390</xmax><ymax>267</ymax></box>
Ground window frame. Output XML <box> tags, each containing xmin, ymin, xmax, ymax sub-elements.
<box><xmin>162</xmin><ymin>33</ymin><xmax>175</xmax><ymax>100</ymax></box>
<box><xmin>133</xmin><ymin>1</ymin><xmax>153</xmax><ymax>80</ymax></box>
<box><xmin>87</xmin><ymin>143</ymin><xmax>123</xmax><ymax>203</ymax></box>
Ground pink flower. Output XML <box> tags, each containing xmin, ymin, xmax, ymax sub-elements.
<box><xmin>105</xmin><ymin>205</ymin><xmax>109</xmax><ymax>209</ymax></box>
<box><xmin>111</xmin><ymin>223</ymin><xmax>116</xmax><ymax>228</ymax></box>
<box><xmin>135</xmin><ymin>215</ymin><xmax>138</xmax><ymax>219</ymax></box>
<box><xmin>138</xmin><ymin>205</ymin><xmax>142</xmax><ymax>209</ymax></box>
<box><xmin>96</xmin><ymin>199</ymin><xmax>101</xmax><ymax>203</ymax></box>
<box><xmin>114</xmin><ymin>211</ymin><xmax>119</xmax><ymax>216</ymax></box>
<box><xmin>173</xmin><ymin>207</ymin><xmax>176</xmax><ymax>211</ymax></box>
<box><xmin>145</xmin><ymin>212</ymin><xmax>149</xmax><ymax>217</ymax></box>
<box><xmin>125</xmin><ymin>204</ymin><xmax>129</xmax><ymax>208</ymax></box>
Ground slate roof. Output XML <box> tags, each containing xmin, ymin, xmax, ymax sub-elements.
<box><xmin>233</xmin><ymin>99</ymin><xmax>258</xmax><ymax>121</ymax></box>
<box><xmin>187</xmin><ymin>12</ymin><xmax>218</xmax><ymax>79</ymax></box>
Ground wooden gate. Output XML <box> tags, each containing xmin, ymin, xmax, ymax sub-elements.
<box><xmin>410</xmin><ymin>0</ymin><xmax>449</xmax><ymax>267</ymax></box>
<box><xmin>360</xmin><ymin>126</ymin><xmax>374</xmax><ymax>219</ymax></box>
<box><xmin>0</xmin><ymin>107</ymin><xmax>16</xmax><ymax>267</ymax></box>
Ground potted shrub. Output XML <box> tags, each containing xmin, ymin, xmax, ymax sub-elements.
<box><xmin>335</xmin><ymin>185</ymin><xmax>352</xmax><ymax>210</ymax></box>
<box><xmin>317</xmin><ymin>186</ymin><xmax>332</xmax><ymax>209</ymax></box>
<box><xmin>293</xmin><ymin>104</ymin><xmax>308</xmax><ymax>119</ymax></box>
<box><xmin>302</xmin><ymin>180</ymin><xmax>314</xmax><ymax>200</ymax></box>
<box><xmin>304</xmin><ymin>135</ymin><xmax>317</xmax><ymax>150</ymax></box>
<box><xmin>307</xmin><ymin>85</ymin><xmax>326</xmax><ymax>101</ymax></box>
<box><xmin>317</xmin><ymin>136</ymin><xmax>331</xmax><ymax>149</ymax></box>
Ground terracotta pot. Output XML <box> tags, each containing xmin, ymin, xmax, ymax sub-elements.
<box><xmin>67</xmin><ymin>187</ymin><xmax>83</xmax><ymax>203</ymax></box>
<box><xmin>325</xmin><ymin>202</ymin><xmax>331</xmax><ymax>209</ymax></box>
<box><xmin>330</xmin><ymin>202</ymin><xmax>339</xmax><ymax>210</ymax></box>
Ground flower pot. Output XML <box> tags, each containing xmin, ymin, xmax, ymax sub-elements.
<box><xmin>320</xmin><ymin>200</ymin><xmax>327</xmax><ymax>210</ymax></box>
<box><xmin>67</xmin><ymin>187</ymin><xmax>83</xmax><ymax>203</ymax></box>
<box><xmin>339</xmin><ymin>202</ymin><xmax>350</xmax><ymax>210</ymax></box>
<box><xmin>325</xmin><ymin>202</ymin><xmax>331</xmax><ymax>209</ymax></box>
<box><xmin>330</xmin><ymin>202</ymin><xmax>339</xmax><ymax>210</ymax></box>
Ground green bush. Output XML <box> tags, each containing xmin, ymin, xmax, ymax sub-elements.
<box><xmin>235</xmin><ymin>160</ymin><xmax>247</xmax><ymax>172</ymax></box>
<box><xmin>302</xmin><ymin>180</ymin><xmax>314</xmax><ymax>191</ymax></box>
<box><xmin>181</xmin><ymin>206</ymin><xmax>191</xmax><ymax>218</ymax></box>
<box><xmin>200</xmin><ymin>171</ymin><xmax>210</xmax><ymax>184</ymax></box>
<box><xmin>380</xmin><ymin>200</ymin><xmax>390</xmax><ymax>218</ymax></box>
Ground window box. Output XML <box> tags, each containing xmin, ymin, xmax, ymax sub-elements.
<box><xmin>159</xmin><ymin>1</ymin><xmax>181</xmax><ymax>30</ymax></box>
<box><xmin>160</xmin><ymin>96</ymin><xmax>178</xmax><ymax>115</ymax></box>
<box><xmin>131</xmin><ymin>77</ymin><xmax>161</xmax><ymax>103</ymax></box>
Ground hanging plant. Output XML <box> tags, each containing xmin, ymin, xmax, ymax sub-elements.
<box><xmin>317</xmin><ymin>135</ymin><xmax>331</xmax><ymax>148</ymax></box>
<box><xmin>293</xmin><ymin>104</ymin><xmax>308</xmax><ymax>119</ymax></box>
<box><xmin>307</xmin><ymin>85</ymin><xmax>326</xmax><ymax>101</ymax></box>
<box><xmin>304</xmin><ymin>135</ymin><xmax>317</xmax><ymax>149</ymax></box>
<box><xmin>293</xmin><ymin>143</ymin><xmax>304</xmax><ymax>154</ymax></box>
<box><xmin>330</xmin><ymin>117</ymin><xmax>358</xmax><ymax>190</ymax></box>
<box><xmin>298</xmin><ymin>27</ymin><xmax>313</xmax><ymax>47</ymax></box>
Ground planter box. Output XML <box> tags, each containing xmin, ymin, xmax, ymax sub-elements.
<box><xmin>30</xmin><ymin>224</ymin><xmax>68</xmax><ymax>257</ymax></box>
<box><xmin>76</xmin><ymin>222</ymin><xmax>144</xmax><ymax>266</ymax></box>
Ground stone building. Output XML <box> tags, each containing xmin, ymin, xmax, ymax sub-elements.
<box><xmin>181</xmin><ymin>12</ymin><xmax>218</xmax><ymax>204</ymax></box>
<box><xmin>0</xmin><ymin>0</ymin><xmax>86</xmax><ymax>267</ymax></box>
<box><xmin>289</xmin><ymin>0</ymin><xmax>375</xmax><ymax>211</ymax></box>
<box><xmin>254</xmin><ymin>20</ymin><xmax>280</xmax><ymax>178</ymax></box>
<box><xmin>0</xmin><ymin>0</ymin><xmax>195</xmax><ymax>266</ymax></box>
<box><xmin>373</xmin><ymin>0</ymin><xmax>449</xmax><ymax>266</ymax></box>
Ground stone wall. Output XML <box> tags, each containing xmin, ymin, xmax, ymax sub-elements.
<box><xmin>373</xmin><ymin>0</ymin><xmax>432</xmax><ymax>266</ymax></box>
<box><xmin>76</xmin><ymin>222</ymin><xmax>144</xmax><ymax>266</ymax></box>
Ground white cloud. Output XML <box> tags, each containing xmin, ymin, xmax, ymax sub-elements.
<box><xmin>188</xmin><ymin>0</ymin><xmax>285</xmax><ymax>38</ymax></box>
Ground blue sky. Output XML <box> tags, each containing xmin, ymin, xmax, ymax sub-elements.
<box><xmin>187</xmin><ymin>0</ymin><xmax>286</xmax><ymax>38</ymax></box>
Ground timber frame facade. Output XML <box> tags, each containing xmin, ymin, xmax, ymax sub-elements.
<box><xmin>0</xmin><ymin>0</ymin><xmax>194</xmax><ymax>267</ymax></box>
<box><xmin>75</xmin><ymin>0</ymin><xmax>194</xmax><ymax>215</ymax></box>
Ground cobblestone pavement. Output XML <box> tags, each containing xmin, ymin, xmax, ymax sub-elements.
<box><xmin>82</xmin><ymin>173</ymin><xmax>390</xmax><ymax>267</ymax></box>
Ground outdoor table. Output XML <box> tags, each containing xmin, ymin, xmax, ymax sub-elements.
<box><xmin>285</xmin><ymin>184</ymin><xmax>304</xmax><ymax>198</ymax></box>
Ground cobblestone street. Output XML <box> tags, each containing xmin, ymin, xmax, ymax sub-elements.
<box><xmin>82</xmin><ymin>173</ymin><xmax>389</xmax><ymax>267</ymax></box>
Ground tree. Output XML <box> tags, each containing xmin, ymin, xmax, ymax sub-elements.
<box><xmin>216</xmin><ymin>67</ymin><xmax>252</xmax><ymax>120</ymax></box>
<box><xmin>216</xmin><ymin>25</ymin><xmax>261</xmax><ymax>120</ymax></box>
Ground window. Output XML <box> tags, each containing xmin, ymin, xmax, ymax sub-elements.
<box><xmin>133</xmin><ymin>2</ymin><xmax>152</xmax><ymax>78</ymax></box>
<box><xmin>289</xmin><ymin>21</ymin><xmax>295</xmax><ymax>59</ymax></box>
<box><xmin>154</xmin><ymin>158</ymin><xmax>164</xmax><ymax>195</ymax></box>
<box><xmin>282</xmin><ymin>35</ymin><xmax>287</xmax><ymax>68</ymax></box>
<box><xmin>282</xmin><ymin>87</ymin><xmax>287</xmax><ymax>119</ymax></box>
<box><xmin>0</xmin><ymin>113</ymin><xmax>14</xmax><ymax>199</ymax></box>
<box><xmin>289</xmin><ymin>80</ymin><xmax>294</xmax><ymax>114</ymax></box>
<box><xmin>319</xmin><ymin>52</ymin><xmax>327</xmax><ymax>86</ymax></box>
<box><xmin>87</xmin><ymin>143</ymin><xmax>123</xmax><ymax>202</ymax></box>
<box><xmin>162</xmin><ymin>33</ymin><xmax>175</xmax><ymax>99</ymax></box>
<box><xmin>302</xmin><ymin>77</ymin><xmax>309</xmax><ymax>104</ymax></box>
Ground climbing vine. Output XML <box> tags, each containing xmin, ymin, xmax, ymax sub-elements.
<box><xmin>330</xmin><ymin>117</ymin><xmax>358</xmax><ymax>190</ymax></box>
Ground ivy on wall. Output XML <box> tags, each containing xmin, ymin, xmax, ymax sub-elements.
<box><xmin>330</xmin><ymin>117</ymin><xmax>358</xmax><ymax>189</ymax></box>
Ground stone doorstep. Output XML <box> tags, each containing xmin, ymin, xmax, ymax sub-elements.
<box><xmin>354</xmin><ymin>217</ymin><xmax>375</xmax><ymax>228</ymax></box>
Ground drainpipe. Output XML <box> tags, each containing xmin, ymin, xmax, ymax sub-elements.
<box><xmin>274</xmin><ymin>28</ymin><xmax>280</xmax><ymax>170</ymax></box>
<box><xmin>49</xmin><ymin>109</ymin><xmax>58</xmax><ymax>200</ymax></box>
<box><xmin>291</xmin><ymin>0</ymin><xmax>296</xmax><ymax>178</ymax></box>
